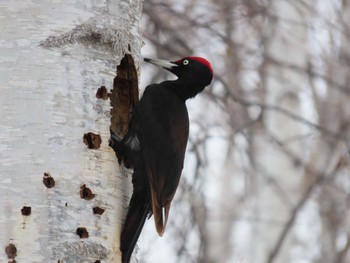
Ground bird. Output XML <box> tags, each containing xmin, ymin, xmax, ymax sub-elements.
<box><xmin>110</xmin><ymin>56</ymin><xmax>213</xmax><ymax>263</ymax></box>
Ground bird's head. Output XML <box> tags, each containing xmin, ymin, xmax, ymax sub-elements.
<box><xmin>144</xmin><ymin>56</ymin><xmax>213</xmax><ymax>88</ymax></box>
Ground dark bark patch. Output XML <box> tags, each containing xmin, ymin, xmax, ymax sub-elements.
<box><xmin>5</xmin><ymin>244</ymin><xmax>17</xmax><ymax>259</ymax></box>
<box><xmin>83</xmin><ymin>132</ymin><xmax>102</xmax><ymax>149</ymax></box>
<box><xmin>93</xmin><ymin>206</ymin><xmax>105</xmax><ymax>215</ymax></box>
<box><xmin>21</xmin><ymin>206</ymin><xmax>31</xmax><ymax>216</ymax></box>
<box><xmin>80</xmin><ymin>184</ymin><xmax>96</xmax><ymax>200</ymax></box>
<box><xmin>43</xmin><ymin>172</ymin><xmax>55</xmax><ymax>188</ymax></box>
<box><xmin>96</xmin><ymin>86</ymin><xmax>110</xmax><ymax>100</ymax></box>
<box><xmin>76</xmin><ymin>227</ymin><xmax>89</xmax><ymax>238</ymax></box>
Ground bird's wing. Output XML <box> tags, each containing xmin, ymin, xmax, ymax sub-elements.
<box><xmin>135</xmin><ymin>84</ymin><xmax>189</xmax><ymax>236</ymax></box>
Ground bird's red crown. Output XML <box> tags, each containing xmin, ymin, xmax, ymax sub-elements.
<box><xmin>177</xmin><ymin>57</ymin><xmax>213</xmax><ymax>75</ymax></box>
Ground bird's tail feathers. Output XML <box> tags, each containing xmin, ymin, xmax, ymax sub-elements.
<box><xmin>120</xmin><ymin>191</ymin><xmax>149</xmax><ymax>263</ymax></box>
<box><xmin>151</xmin><ymin>188</ymin><xmax>171</xmax><ymax>236</ymax></box>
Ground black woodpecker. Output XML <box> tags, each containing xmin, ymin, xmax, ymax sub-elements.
<box><xmin>110</xmin><ymin>56</ymin><xmax>213</xmax><ymax>263</ymax></box>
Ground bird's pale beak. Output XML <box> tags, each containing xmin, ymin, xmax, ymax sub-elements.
<box><xmin>144</xmin><ymin>58</ymin><xmax>178</xmax><ymax>71</ymax></box>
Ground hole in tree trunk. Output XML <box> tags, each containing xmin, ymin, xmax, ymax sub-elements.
<box><xmin>110</xmin><ymin>54</ymin><xmax>139</xmax><ymax>138</ymax></box>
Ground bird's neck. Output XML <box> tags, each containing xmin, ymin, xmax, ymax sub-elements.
<box><xmin>166</xmin><ymin>78</ymin><xmax>205</xmax><ymax>101</ymax></box>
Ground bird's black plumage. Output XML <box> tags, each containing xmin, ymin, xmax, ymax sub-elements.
<box><xmin>110</xmin><ymin>56</ymin><xmax>213</xmax><ymax>263</ymax></box>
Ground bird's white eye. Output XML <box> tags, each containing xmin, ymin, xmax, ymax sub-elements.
<box><xmin>183</xmin><ymin>59</ymin><xmax>189</xmax><ymax>65</ymax></box>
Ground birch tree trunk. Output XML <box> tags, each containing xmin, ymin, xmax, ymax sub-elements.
<box><xmin>0</xmin><ymin>1</ymin><xmax>142</xmax><ymax>262</ymax></box>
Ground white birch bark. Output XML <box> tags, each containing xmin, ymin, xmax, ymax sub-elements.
<box><xmin>0</xmin><ymin>1</ymin><xmax>142</xmax><ymax>262</ymax></box>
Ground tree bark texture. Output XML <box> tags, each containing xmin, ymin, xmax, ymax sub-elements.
<box><xmin>0</xmin><ymin>1</ymin><xmax>142</xmax><ymax>262</ymax></box>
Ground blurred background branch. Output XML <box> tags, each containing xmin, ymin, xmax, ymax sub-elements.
<box><xmin>140</xmin><ymin>0</ymin><xmax>350</xmax><ymax>262</ymax></box>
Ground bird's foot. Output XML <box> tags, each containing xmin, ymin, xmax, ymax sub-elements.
<box><xmin>109</xmin><ymin>134</ymin><xmax>122</xmax><ymax>149</ymax></box>
<box><xmin>109</xmin><ymin>132</ymin><xmax>125</xmax><ymax>164</ymax></box>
